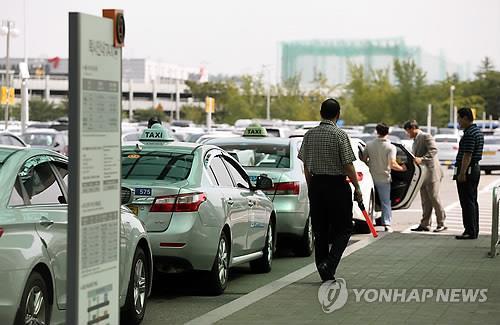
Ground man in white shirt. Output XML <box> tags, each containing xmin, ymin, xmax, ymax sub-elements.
<box><xmin>362</xmin><ymin>123</ymin><xmax>406</xmax><ymax>232</ymax></box>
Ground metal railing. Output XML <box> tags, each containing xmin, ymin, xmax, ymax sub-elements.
<box><xmin>489</xmin><ymin>186</ymin><xmax>500</xmax><ymax>258</ymax></box>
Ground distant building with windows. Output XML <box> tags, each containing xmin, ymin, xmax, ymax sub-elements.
<box><xmin>279</xmin><ymin>38</ymin><xmax>470</xmax><ymax>89</ymax></box>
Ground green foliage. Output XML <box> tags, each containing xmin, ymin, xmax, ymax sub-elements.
<box><xmin>10</xmin><ymin>100</ymin><xmax>68</xmax><ymax>121</ymax></box>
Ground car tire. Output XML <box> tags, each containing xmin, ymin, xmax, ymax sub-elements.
<box><xmin>250</xmin><ymin>222</ymin><xmax>274</xmax><ymax>273</ymax></box>
<box><xmin>485</xmin><ymin>169</ymin><xmax>492</xmax><ymax>175</ymax></box>
<box><xmin>121</xmin><ymin>247</ymin><xmax>149</xmax><ymax>325</ymax></box>
<box><xmin>15</xmin><ymin>271</ymin><xmax>51</xmax><ymax>325</ymax></box>
<box><xmin>294</xmin><ymin>215</ymin><xmax>314</xmax><ymax>257</ymax></box>
<box><xmin>207</xmin><ymin>232</ymin><xmax>229</xmax><ymax>295</ymax></box>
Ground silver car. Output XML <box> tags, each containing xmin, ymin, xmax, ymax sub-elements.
<box><xmin>0</xmin><ymin>146</ymin><xmax>153</xmax><ymax>325</ymax></box>
<box><xmin>206</xmin><ymin>136</ymin><xmax>314</xmax><ymax>257</ymax></box>
<box><xmin>122</xmin><ymin>127</ymin><xmax>276</xmax><ymax>295</ymax></box>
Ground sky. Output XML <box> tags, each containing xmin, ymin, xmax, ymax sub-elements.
<box><xmin>2</xmin><ymin>0</ymin><xmax>500</xmax><ymax>79</ymax></box>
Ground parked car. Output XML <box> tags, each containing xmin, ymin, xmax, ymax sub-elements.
<box><xmin>434</xmin><ymin>134</ymin><xmax>460</xmax><ymax>167</ymax></box>
<box><xmin>282</xmin><ymin>126</ymin><xmax>428</xmax><ymax>232</ymax></box>
<box><xmin>206</xmin><ymin>127</ymin><xmax>314</xmax><ymax>256</ymax></box>
<box><xmin>0</xmin><ymin>146</ymin><xmax>153</xmax><ymax>325</ymax></box>
<box><xmin>480</xmin><ymin>136</ymin><xmax>500</xmax><ymax>174</ymax></box>
<box><xmin>121</xmin><ymin>125</ymin><xmax>276</xmax><ymax>295</ymax></box>
<box><xmin>0</xmin><ymin>131</ymin><xmax>28</xmax><ymax>147</ymax></box>
<box><xmin>22</xmin><ymin>129</ymin><xmax>68</xmax><ymax>155</ymax></box>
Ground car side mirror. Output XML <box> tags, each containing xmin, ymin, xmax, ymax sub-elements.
<box><xmin>121</xmin><ymin>187</ymin><xmax>135</xmax><ymax>205</ymax></box>
<box><xmin>255</xmin><ymin>174</ymin><xmax>273</xmax><ymax>190</ymax></box>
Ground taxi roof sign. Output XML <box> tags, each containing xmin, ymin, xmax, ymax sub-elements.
<box><xmin>139</xmin><ymin>124</ymin><xmax>175</xmax><ymax>143</ymax></box>
<box><xmin>243</xmin><ymin>124</ymin><xmax>267</xmax><ymax>137</ymax></box>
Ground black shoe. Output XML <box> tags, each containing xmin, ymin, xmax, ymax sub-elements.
<box><xmin>433</xmin><ymin>226</ymin><xmax>447</xmax><ymax>233</ymax></box>
<box><xmin>411</xmin><ymin>225</ymin><xmax>430</xmax><ymax>232</ymax></box>
<box><xmin>455</xmin><ymin>234</ymin><xmax>476</xmax><ymax>240</ymax></box>
<box><xmin>317</xmin><ymin>262</ymin><xmax>335</xmax><ymax>282</ymax></box>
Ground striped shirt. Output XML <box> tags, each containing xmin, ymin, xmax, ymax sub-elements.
<box><xmin>298</xmin><ymin>120</ymin><xmax>356</xmax><ymax>175</ymax></box>
<box><xmin>456</xmin><ymin>124</ymin><xmax>484</xmax><ymax>164</ymax></box>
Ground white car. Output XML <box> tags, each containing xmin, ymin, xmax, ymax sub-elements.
<box><xmin>434</xmin><ymin>134</ymin><xmax>460</xmax><ymax>167</ymax></box>
<box><xmin>480</xmin><ymin>136</ymin><xmax>500</xmax><ymax>175</ymax></box>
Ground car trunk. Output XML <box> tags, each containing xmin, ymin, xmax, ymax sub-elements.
<box><xmin>122</xmin><ymin>180</ymin><xmax>188</xmax><ymax>232</ymax></box>
<box><xmin>245</xmin><ymin>168</ymin><xmax>296</xmax><ymax>201</ymax></box>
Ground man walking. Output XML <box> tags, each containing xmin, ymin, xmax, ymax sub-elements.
<box><xmin>298</xmin><ymin>98</ymin><xmax>363</xmax><ymax>282</ymax></box>
<box><xmin>455</xmin><ymin>108</ymin><xmax>484</xmax><ymax>240</ymax></box>
<box><xmin>362</xmin><ymin>123</ymin><xmax>406</xmax><ymax>233</ymax></box>
<box><xmin>404</xmin><ymin>120</ymin><xmax>447</xmax><ymax>232</ymax></box>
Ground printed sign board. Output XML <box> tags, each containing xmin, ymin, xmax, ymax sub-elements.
<box><xmin>68</xmin><ymin>12</ymin><xmax>122</xmax><ymax>324</ymax></box>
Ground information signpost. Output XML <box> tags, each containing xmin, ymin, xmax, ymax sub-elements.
<box><xmin>68</xmin><ymin>11</ymin><xmax>124</xmax><ymax>324</ymax></box>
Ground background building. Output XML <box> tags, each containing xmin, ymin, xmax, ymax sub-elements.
<box><xmin>280</xmin><ymin>38</ymin><xmax>470</xmax><ymax>89</ymax></box>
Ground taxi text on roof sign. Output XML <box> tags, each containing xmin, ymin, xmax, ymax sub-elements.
<box><xmin>139</xmin><ymin>124</ymin><xmax>175</xmax><ymax>143</ymax></box>
<box><xmin>243</xmin><ymin>124</ymin><xmax>268</xmax><ymax>137</ymax></box>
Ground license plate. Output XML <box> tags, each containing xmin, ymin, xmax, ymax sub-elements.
<box><xmin>483</xmin><ymin>151</ymin><xmax>496</xmax><ymax>156</ymax></box>
<box><xmin>135</xmin><ymin>187</ymin><xmax>152</xmax><ymax>196</ymax></box>
<box><xmin>129</xmin><ymin>205</ymin><xmax>139</xmax><ymax>216</ymax></box>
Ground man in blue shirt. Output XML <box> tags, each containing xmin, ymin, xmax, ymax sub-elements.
<box><xmin>455</xmin><ymin>107</ymin><xmax>484</xmax><ymax>240</ymax></box>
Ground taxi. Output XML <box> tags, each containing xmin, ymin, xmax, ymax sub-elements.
<box><xmin>206</xmin><ymin>125</ymin><xmax>314</xmax><ymax>256</ymax></box>
<box><xmin>121</xmin><ymin>124</ymin><xmax>276</xmax><ymax>295</ymax></box>
<box><xmin>0</xmin><ymin>146</ymin><xmax>153</xmax><ymax>325</ymax></box>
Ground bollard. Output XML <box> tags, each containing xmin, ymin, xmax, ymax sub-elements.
<box><xmin>488</xmin><ymin>186</ymin><xmax>500</xmax><ymax>258</ymax></box>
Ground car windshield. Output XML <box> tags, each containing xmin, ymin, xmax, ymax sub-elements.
<box><xmin>484</xmin><ymin>137</ymin><xmax>500</xmax><ymax>145</ymax></box>
<box><xmin>22</xmin><ymin>133</ymin><xmax>56</xmax><ymax>146</ymax></box>
<box><xmin>122</xmin><ymin>151</ymin><xmax>194</xmax><ymax>181</ymax></box>
<box><xmin>216</xmin><ymin>143</ymin><xmax>290</xmax><ymax>168</ymax></box>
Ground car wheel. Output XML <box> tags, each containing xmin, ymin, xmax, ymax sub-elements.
<box><xmin>121</xmin><ymin>247</ymin><xmax>149</xmax><ymax>325</ymax></box>
<box><xmin>294</xmin><ymin>215</ymin><xmax>314</xmax><ymax>257</ymax></box>
<box><xmin>250</xmin><ymin>222</ymin><xmax>274</xmax><ymax>273</ymax></box>
<box><xmin>15</xmin><ymin>271</ymin><xmax>51</xmax><ymax>325</ymax></box>
<box><xmin>207</xmin><ymin>232</ymin><xmax>229</xmax><ymax>295</ymax></box>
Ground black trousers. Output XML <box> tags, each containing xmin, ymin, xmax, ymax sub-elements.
<box><xmin>308</xmin><ymin>174</ymin><xmax>353</xmax><ymax>276</ymax></box>
<box><xmin>456</xmin><ymin>164</ymin><xmax>481</xmax><ymax>238</ymax></box>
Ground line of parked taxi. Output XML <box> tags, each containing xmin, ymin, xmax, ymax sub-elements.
<box><xmin>0</xmin><ymin>123</ymin><xmax>427</xmax><ymax>325</ymax></box>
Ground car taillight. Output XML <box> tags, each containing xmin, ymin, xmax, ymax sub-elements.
<box><xmin>0</xmin><ymin>227</ymin><xmax>4</xmax><ymax>237</ymax></box>
<box><xmin>273</xmin><ymin>182</ymin><xmax>300</xmax><ymax>195</ymax></box>
<box><xmin>150</xmin><ymin>192</ymin><xmax>206</xmax><ymax>212</ymax></box>
<box><xmin>346</xmin><ymin>172</ymin><xmax>364</xmax><ymax>183</ymax></box>
<box><xmin>453</xmin><ymin>146</ymin><xmax>459</xmax><ymax>150</ymax></box>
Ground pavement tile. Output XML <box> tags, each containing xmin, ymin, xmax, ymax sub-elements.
<box><xmin>217</xmin><ymin>233</ymin><xmax>500</xmax><ymax>325</ymax></box>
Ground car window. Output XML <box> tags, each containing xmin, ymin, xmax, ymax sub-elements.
<box><xmin>22</xmin><ymin>133</ymin><xmax>56</xmax><ymax>146</ymax></box>
<box><xmin>484</xmin><ymin>137</ymin><xmax>500</xmax><ymax>145</ymax></box>
<box><xmin>209</xmin><ymin>157</ymin><xmax>233</xmax><ymax>187</ymax></box>
<box><xmin>10</xmin><ymin>136</ymin><xmax>25</xmax><ymax>147</ymax></box>
<box><xmin>122</xmin><ymin>152</ymin><xmax>193</xmax><ymax>182</ymax></box>
<box><xmin>215</xmin><ymin>143</ymin><xmax>291</xmax><ymax>168</ymax></box>
<box><xmin>221</xmin><ymin>156</ymin><xmax>250</xmax><ymax>189</ymax></box>
<box><xmin>53</xmin><ymin>161</ymin><xmax>69</xmax><ymax>188</ymax></box>
<box><xmin>14</xmin><ymin>160</ymin><xmax>65</xmax><ymax>205</ymax></box>
<box><xmin>9</xmin><ymin>176</ymin><xmax>26</xmax><ymax>206</ymax></box>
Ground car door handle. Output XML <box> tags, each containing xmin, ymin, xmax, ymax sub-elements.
<box><xmin>39</xmin><ymin>216</ymin><xmax>54</xmax><ymax>227</ymax></box>
<box><xmin>227</xmin><ymin>199</ymin><xmax>234</xmax><ymax>206</ymax></box>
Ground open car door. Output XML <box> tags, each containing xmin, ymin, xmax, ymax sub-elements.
<box><xmin>389</xmin><ymin>143</ymin><xmax>427</xmax><ymax>210</ymax></box>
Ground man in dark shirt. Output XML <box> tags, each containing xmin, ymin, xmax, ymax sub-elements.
<box><xmin>455</xmin><ymin>107</ymin><xmax>484</xmax><ymax>240</ymax></box>
<box><xmin>298</xmin><ymin>98</ymin><xmax>363</xmax><ymax>282</ymax></box>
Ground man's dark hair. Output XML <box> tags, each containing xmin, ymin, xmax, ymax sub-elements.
<box><xmin>403</xmin><ymin>120</ymin><xmax>419</xmax><ymax>130</ymax></box>
<box><xmin>320</xmin><ymin>98</ymin><xmax>341</xmax><ymax>119</ymax></box>
<box><xmin>457</xmin><ymin>107</ymin><xmax>474</xmax><ymax>121</ymax></box>
<box><xmin>376</xmin><ymin>123</ymin><xmax>389</xmax><ymax>136</ymax></box>
<box><xmin>148</xmin><ymin>116</ymin><xmax>162</xmax><ymax>128</ymax></box>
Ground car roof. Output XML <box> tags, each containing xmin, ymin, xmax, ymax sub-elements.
<box><xmin>0</xmin><ymin>146</ymin><xmax>23</xmax><ymax>163</ymax></box>
<box><xmin>205</xmin><ymin>136</ymin><xmax>291</xmax><ymax>146</ymax></box>
<box><xmin>122</xmin><ymin>141</ymin><xmax>205</xmax><ymax>154</ymax></box>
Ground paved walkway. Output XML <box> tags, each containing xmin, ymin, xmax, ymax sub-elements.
<box><xmin>215</xmin><ymin>233</ymin><xmax>500</xmax><ymax>324</ymax></box>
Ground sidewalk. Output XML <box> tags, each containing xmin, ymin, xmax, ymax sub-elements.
<box><xmin>216</xmin><ymin>233</ymin><xmax>500</xmax><ymax>324</ymax></box>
